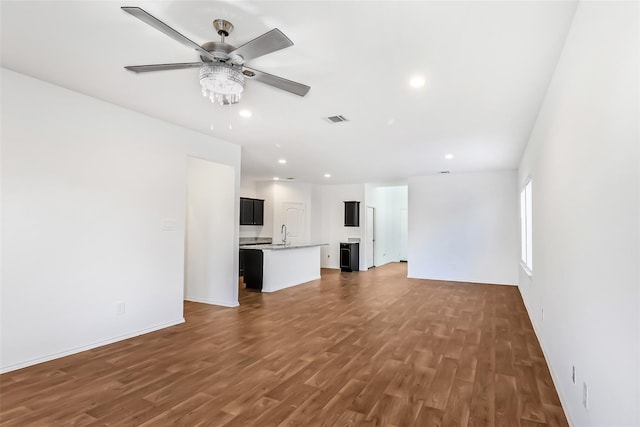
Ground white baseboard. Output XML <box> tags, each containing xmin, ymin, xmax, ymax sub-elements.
<box><xmin>184</xmin><ymin>297</ymin><xmax>239</xmax><ymax>308</ymax></box>
<box><xmin>406</xmin><ymin>275</ymin><xmax>517</xmax><ymax>286</ymax></box>
<box><xmin>519</xmin><ymin>288</ymin><xmax>575</xmax><ymax>427</ymax></box>
<box><xmin>0</xmin><ymin>318</ymin><xmax>185</xmax><ymax>374</ymax></box>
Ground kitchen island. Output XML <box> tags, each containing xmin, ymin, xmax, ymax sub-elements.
<box><xmin>239</xmin><ymin>243</ymin><xmax>327</xmax><ymax>292</ymax></box>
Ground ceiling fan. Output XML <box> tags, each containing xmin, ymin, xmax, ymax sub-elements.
<box><xmin>122</xmin><ymin>7</ymin><xmax>310</xmax><ymax>105</ymax></box>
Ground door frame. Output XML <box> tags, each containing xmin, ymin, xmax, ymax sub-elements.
<box><xmin>366</xmin><ymin>206</ymin><xmax>375</xmax><ymax>268</ymax></box>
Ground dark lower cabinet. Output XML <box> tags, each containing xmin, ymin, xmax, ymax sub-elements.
<box><xmin>340</xmin><ymin>242</ymin><xmax>359</xmax><ymax>272</ymax></box>
<box><xmin>241</xmin><ymin>249</ymin><xmax>263</xmax><ymax>291</ymax></box>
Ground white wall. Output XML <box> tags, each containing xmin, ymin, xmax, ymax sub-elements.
<box><xmin>316</xmin><ymin>184</ymin><xmax>366</xmax><ymax>270</ymax></box>
<box><xmin>239</xmin><ymin>177</ymin><xmax>258</xmax><ymax>199</ymax></box>
<box><xmin>408</xmin><ymin>171</ymin><xmax>519</xmax><ymax>285</ymax></box>
<box><xmin>517</xmin><ymin>2</ymin><xmax>639</xmax><ymax>426</ymax></box>
<box><xmin>0</xmin><ymin>69</ymin><xmax>241</xmax><ymax>372</ymax></box>
<box><xmin>249</xmin><ymin>181</ymin><xmax>314</xmax><ymax>243</ymax></box>
<box><xmin>239</xmin><ymin>177</ymin><xmax>264</xmax><ymax>239</ymax></box>
<box><xmin>185</xmin><ymin>158</ymin><xmax>237</xmax><ymax>307</ymax></box>
<box><xmin>271</xmin><ymin>182</ymin><xmax>313</xmax><ymax>244</ymax></box>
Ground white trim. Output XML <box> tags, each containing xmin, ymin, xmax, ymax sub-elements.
<box><xmin>520</xmin><ymin>261</ymin><xmax>533</xmax><ymax>277</ymax></box>
<box><xmin>184</xmin><ymin>297</ymin><xmax>239</xmax><ymax>308</ymax></box>
<box><xmin>406</xmin><ymin>276</ymin><xmax>518</xmax><ymax>286</ymax></box>
<box><xmin>0</xmin><ymin>318</ymin><xmax>185</xmax><ymax>374</ymax></box>
<box><xmin>520</xmin><ymin>178</ymin><xmax>533</xmax><ymax>272</ymax></box>
<box><xmin>520</xmin><ymin>292</ymin><xmax>575</xmax><ymax>427</ymax></box>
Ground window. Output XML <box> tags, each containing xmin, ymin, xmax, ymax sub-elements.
<box><xmin>520</xmin><ymin>179</ymin><xmax>533</xmax><ymax>273</ymax></box>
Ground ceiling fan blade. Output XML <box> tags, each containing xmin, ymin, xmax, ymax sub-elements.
<box><xmin>121</xmin><ymin>7</ymin><xmax>216</xmax><ymax>62</ymax></box>
<box><xmin>243</xmin><ymin>67</ymin><xmax>310</xmax><ymax>97</ymax></box>
<box><xmin>124</xmin><ymin>62</ymin><xmax>204</xmax><ymax>73</ymax></box>
<box><xmin>230</xmin><ymin>29</ymin><xmax>293</xmax><ymax>62</ymax></box>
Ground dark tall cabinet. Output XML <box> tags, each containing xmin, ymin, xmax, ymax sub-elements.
<box><xmin>340</xmin><ymin>242</ymin><xmax>359</xmax><ymax>272</ymax></box>
<box><xmin>240</xmin><ymin>198</ymin><xmax>264</xmax><ymax>225</ymax></box>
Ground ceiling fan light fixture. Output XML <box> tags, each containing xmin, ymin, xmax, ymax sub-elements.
<box><xmin>199</xmin><ymin>62</ymin><xmax>245</xmax><ymax>105</ymax></box>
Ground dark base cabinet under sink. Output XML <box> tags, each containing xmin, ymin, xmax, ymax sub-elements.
<box><xmin>340</xmin><ymin>242</ymin><xmax>359</xmax><ymax>272</ymax></box>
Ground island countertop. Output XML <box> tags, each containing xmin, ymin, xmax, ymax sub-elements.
<box><xmin>239</xmin><ymin>243</ymin><xmax>328</xmax><ymax>250</ymax></box>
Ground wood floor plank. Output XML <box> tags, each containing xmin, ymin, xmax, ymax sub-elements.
<box><xmin>416</xmin><ymin>406</ymin><xmax>445</xmax><ymax>427</ymax></box>
<box><xmin>138</xmin><ymin>392</ymin><xmax>213</xmax><ymax>426</ymax></box>
<box><xmin>365</xmin><ymin>393</ymin><xmax>421</xmax><ymax>426</ymax></box>
<box><xmin>424</xmin><ymin>357</ymin><xmax>458</xmax><ymax>410</ymax></box>
<box><xmin>515</xmin><ymin>364</ymin><xmax>547</xmax><ymax>424</ymax></box>
<box><xmin>442</xmin><ymin>379</ymin><xmax>473</xmax><ymax>427</ymax></box>
<box><xmin>495</xmin><ymin>373</ymin><xmax>519</xmax><ymax>427</ymax></box>
<box><xmin>456</xmin><ymin>343</ymin><xmax>479</xmax><ymax>383</ymax></box>
<box><xmin>542</xmin><ymin>403</ymin><xmax>570</xmax><ymax>427</ymax></box>
<box><xmin>312</xmin><ymin>379</ymin><xmax>368</xmax><ymax>426</ymax></box>
<box><xmin>0</xmin><ymin>263</ymin><xmax>568</xmax><ymax>427</ymax></box>
<box><xmin>468</xmin><ymin>343</ymin><xmax>496</xmax><ymax>426</ymax></box>
<box><xmin>328</xmin><ymin>409</ymin><xmax>365</xmax><ymax>427</ymax></box>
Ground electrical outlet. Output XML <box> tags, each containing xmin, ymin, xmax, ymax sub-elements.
<box><xmin>116</xmin><ymin>301</ymin><xmax>126</xmax><ymax>316</ymax></box>
<box><xmin>572</xmin><ymin>366</ymin><xmax>576</xmax><ymax>384</ymax></box>
<box><xmin>582</xmin><ymin>381</ymin><xmax>588</xmax><ymax>409</ymax></box>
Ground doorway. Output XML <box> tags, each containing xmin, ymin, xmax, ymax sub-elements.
<box><xmin>185</xmin><ymin>157</ymin><xmax>237</xmax><ymax>306</ymax></box>
<box><xmin>400</xmin><ymin>208</ymin><xmax>408</xmax><ymax>262</ymax></box>
<box><xmin>366</xmin><ymin>206</ymin><xmax>375</xmax><ymax>268</ymax></box>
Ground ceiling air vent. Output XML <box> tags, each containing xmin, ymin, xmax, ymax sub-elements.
<box><xmin>440</xmin><ymin>171</ymin><xmax>450</xmax><ymax>174</ymax></box>
<box><xmin>326</xmin><ymin>115</ymin><xmax>348</xmax><ymax>123</ymax></box>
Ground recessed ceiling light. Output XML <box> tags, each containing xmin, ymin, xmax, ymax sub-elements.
<box><xmin>239</xmin><ymin>109</ymin><xmax>252</xmax><ymax>118</ymax></box>
<box><xmin>324</xmin><ymin>173</ymin><xmax>331</xmax><ymax>178</ymax></box>
<box><xmin>273</xmin><ymin>177</ymin><xmax>280</xmax><ymax>181</ymax></box>
<box><xmin>278</xmin><ymin>159</ymin><xmax>287</xmax><ymax>164</ymax></box>
<box><xmin>409</xmin><ymin>76</ymin><xmax>425</xmax><ymax>88</ymax></box>
<box><xmin>445</xmin><ymin>153</ymin><xmax>454</xmax><ymax>159</ymax></box>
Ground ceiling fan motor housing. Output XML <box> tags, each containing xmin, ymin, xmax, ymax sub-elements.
<box><xmin>199</xmin><ymin>41</ymin><xmax>243</xmax><ymax>64</ymax></box>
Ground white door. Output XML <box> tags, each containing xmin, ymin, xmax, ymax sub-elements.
<box><xmin>366</xmin><ymin>206</ymin><xmax>375</xmax><ymax>268</ymax></box>
<box><xmin>282</xmin><ymin>202</ymin><xmax>306</xmax><ymax>244</ymax></box>
<box><xmin>400</xmin><ymin>208</ymin><xmax>408</xmax><ymax>262</ymax></box>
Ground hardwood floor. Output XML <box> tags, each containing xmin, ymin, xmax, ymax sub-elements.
<box><xmin>0</xmin><ymin>263</ymin><xmax>568</xmax><ymax>426</ymax></box>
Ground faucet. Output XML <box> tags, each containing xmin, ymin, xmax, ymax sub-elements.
<box><xmin>281</xmin><ymin>224</ymin><xmax>287</xmax><ymax>245</ymax></box>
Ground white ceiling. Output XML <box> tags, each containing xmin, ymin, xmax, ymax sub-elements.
<box><xmin>1</xmin><ymin>1</ymin><xmax>577</xmax><ymax>184</ymax></box>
